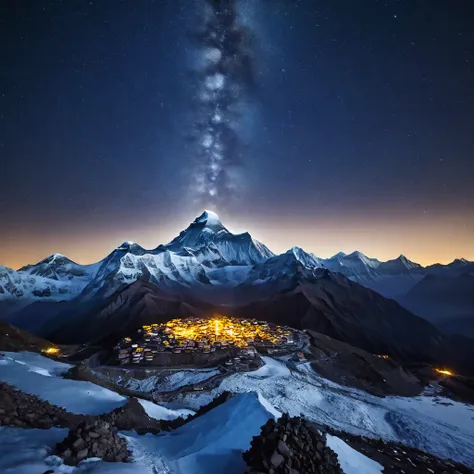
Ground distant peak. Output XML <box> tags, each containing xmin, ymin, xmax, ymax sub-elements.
<box><xmin>117</xmin><ymin>241</ymin><xmax>142</xmax><ymax>250</ymax></box>
<box><xmin>331</xmin><ymin>251</ymin><xmax>347</xmax><ymax>259</ymax></box>
<box><xmin>347</xmin><ymin>250</ymin><xmax>365</xmax><ymax>259</ymax></box>
<box><xmin>51</xmin><ymin>253</ymin><xmax>65</xmax><ymax>259</ymax></box>
<box><xmin>451</xmin><ymin>258</ymin><xmax>469</xmax><ymax>265</ymax></box>
<box><xmin>289</xmin><ymin>246</ymin><xmax>304</xmax><ymax>253</ymax></box>
<box><xmin>43</xmin><ymin>253</ymin><xmax>69</xmax><ymax>264</ymax></box>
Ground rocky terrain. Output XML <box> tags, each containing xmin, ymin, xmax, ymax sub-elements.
<box><xmin>0</xmin><ymin>382</ymin><xmax>80</xmax><ymax>429</ymax></box>
<box><xmin>243</xmin><ymin>414</ymin><xmax>343</xmax><ymax>474</ymax></box>
<box><xmin>306</xmin><ymin>330</ymin><xmax>423</xmax><ymax>397</ymax></box>
<box><xmin>55</xmin><ymin>419</ymin><xmax>130</xmax><ymax>465</ymax></box>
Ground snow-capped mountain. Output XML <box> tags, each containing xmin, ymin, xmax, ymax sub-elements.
<box><xmin>288</xmin><ymin>246</ymin><xmax>326</xmax><ymax>269</ymax></box>
<box><xmin>159</xmin><ymin>210</ymin><xmax>274</xmax><ymax>265</ymax></box>
<box><xmin>320</xmin><ymin>251</ymin><xmax>425</xmax><ymax>297</ymax></box>
<box><xmin>80</xmin><ymin>247</ymin><xmax>213</xmax><ymax>299</ymax></box>
<box><xmin>0</xmin><ymin>255</ymin><xmax>99</xmax><ymax>303</ymax></box>
<box><xmin>1</xmin><ymin>210</ymin><xmax>472</xmax><ymax>310</ymax></box>
<box><xmin>322</xmin><ymin>251</ymin><xmax>380</xmax><ymax>280</ymax></box>
<box><xmin>18</xmin><ymin>253</ymin><xmax>99</xmax><ymax>280</ymax></box>
<box><xmin>80</xmin><ymin>211</ymin><xmax>274</xmax><ymax>299</ymax></box>
<box><xmin>321</xmin><ymin>251</ymin><xmax>422</xmax><ymax>279</ymax></box>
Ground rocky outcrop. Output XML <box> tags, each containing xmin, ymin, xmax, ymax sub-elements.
<box><xmin>0</xmin><ymin>382</ymin><xmax>81</xmax><ymax>429</ymax></box>
<box><xmin>55</xmin><ymin>420</ymin><xmax>130</xmax><ymax>465</ymax></box>
<box><xmin>105</xmin><ymin>397</ymin><xmax>165</xmax><ymax>434</ymax></box>
<box><xmin>243</xmin><ymin>414</ymin><xmax>342</xmax><ymax>474</ymax></box>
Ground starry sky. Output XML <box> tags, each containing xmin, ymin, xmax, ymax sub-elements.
<box><xmin>1</xmin><ymin>0</ymin><xmax>473</xmax><ymax>269</ymax></box>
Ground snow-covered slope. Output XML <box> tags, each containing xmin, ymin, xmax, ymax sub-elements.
<box><xmin>126</xmin><ymin>392</ymin><xmax>276</xmax><ymax>474</ymax></box>
<box><xmin>0</xmin><ymin>352</ymin><xmax>126</xmax><ymax>415</ymax></box>
<box><xmin>137</xmin><ymin>399</ymin><xmax>194</xmax><ymax>421</ymax></box>
<box><xmin>0</xmin><ymin>395</ymin><xmax>383</xmax><ymax>474</ymax></box>
<box><xmin>326</xmin><ymin>435</ymin><xmax>383</xmax><ymax>474</ymax></box>
<box><xmin>176</xmin><ymin>356</ymin><xmax>474</xmax><ymax>468</ymax></box>
<box><xmin>81</xmin><ymin>247</ymin><xmax>212</xmax><ymax>299</ymax></box>
<box><xmin>1</xmin><ymin>351</ymin><xmax>472</xmax><ymax>472</ymax></box>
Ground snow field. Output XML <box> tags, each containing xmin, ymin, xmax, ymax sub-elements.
<box><xmin>0</xmin><ymin>352</ymin><xmax>126</xmax><ymax>415</ymax></box>
<box><xmin>175</xmin><ymin>356</ymin><xmax>474</xmax><ymax>467</ymax></box>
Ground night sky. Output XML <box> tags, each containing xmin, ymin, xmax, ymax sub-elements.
<box><xmin>1</xmin><ymin>0</ymin><xmax>473</xmax><ymax>269</ymax></box>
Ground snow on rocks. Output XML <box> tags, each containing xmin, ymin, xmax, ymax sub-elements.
<box><xmin>0</xmin><ymin>382</ymin><xmax>79</xmax><ymax>429</ymax></box>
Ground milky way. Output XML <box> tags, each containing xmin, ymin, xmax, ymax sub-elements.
<box><xmin>190</xmin><ymin>0</ymin><xmax>256</xmax><ymax>208</ymax></box>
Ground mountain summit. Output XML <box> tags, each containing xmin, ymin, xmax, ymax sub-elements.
<box><xmin>164</xmin><ymin>210</ymin><xmax>228</xmax><ymax>249</ymax></box>
<box><xmin>161</xmin><ymin>211</ymin><xmax>274</xmax><ymax>265</ymax></box>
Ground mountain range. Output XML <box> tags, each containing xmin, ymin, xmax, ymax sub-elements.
<box><xmin>2</xmin><ymin>210</ymin><xmax>471</xmax><ymax>304</ymax></box>
<box><xmin>1</xmin><ymin>210</ymin><xmax>473</xmax><ymax>371</ymax></box>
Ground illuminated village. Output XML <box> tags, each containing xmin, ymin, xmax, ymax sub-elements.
<box><xmin>114</xmin><ymin>316</ymin><xmax>301</xmax><ymax>367</ymax></box>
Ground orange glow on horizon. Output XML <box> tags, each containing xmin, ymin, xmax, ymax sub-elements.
<box><xmin>2</xmin><ymin>210</ymin><xmax>473</xmax><ymax>269</ymax></box>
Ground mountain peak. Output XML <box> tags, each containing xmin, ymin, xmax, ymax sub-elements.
<box><xmin>343</xmin><ymin>251</ymin><xmax>381</xmax><ymax>269</ymax></box>
<box><xmin>286</xmin><ymin>247</ymin><xmax>324</xmax><ymax>269</ymax></box>
<box><xmin>347</xmin><ymin>250</ymin><xmax>367</xmax><ymax>259</ymax></box>
<box><xmin>118</xmin><ymin>241</ymin><xmax>135</xmax><ymax>248</ymax></box>
<box><xmin>196</xmin><ymin>209</ymin><xmax>221</xmax><ymax>224</ymax></box>
<box><xmin>397</xmin><ymin>254</ymin><xmax>412</xmax><ymax>265</ymax></box>
<box><xmin>161</xmin><ymin>210</ymin><xmax>274</xmax><ymax>264</ymax></box>
<box><xmin>39</xmin><ymin>253</ymin><xmax>74</xmax><ymax>265</ymax></box>
<box><xmin>394</xmin><ymin>254</ymin><xmax>420</xmax><ymax>269</ymax></box>
<box><xmin>116</xmin><ymin>241</ymin><xmax>145</xmax><ymax>253</ymax></box>
<box><xmin>189</xmin><ymin>210</ymin><xmax>227</xmax><ymax>233</ymax></box>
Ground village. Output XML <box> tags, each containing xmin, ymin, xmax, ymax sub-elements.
<box><xmin>113</xmin><ymin>316</ymin><xmax>303</xmax><ymax>369</ymax></box>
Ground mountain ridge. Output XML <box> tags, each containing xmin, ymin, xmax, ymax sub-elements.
<box><xmin>1</xmin><ymin>210</ymin><xmax>472</xmax><ymax>314</ymax></box>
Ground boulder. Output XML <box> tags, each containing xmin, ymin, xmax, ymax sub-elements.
<box><xmin>56</xmin><ymin>419</ymin><xmax>130</xmax><ymax>466</ymax></box>
<box><xmin>243</xmin><ymin>413</ymin><xmax>343</xmax><ymax>474</ymax></box>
